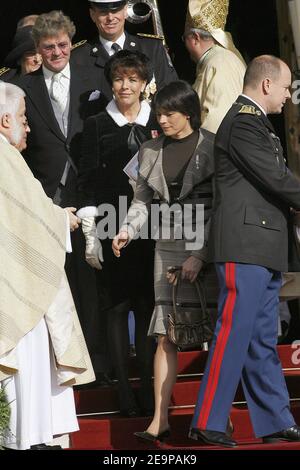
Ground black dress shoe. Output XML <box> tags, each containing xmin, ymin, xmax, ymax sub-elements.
<box><xmin>188</xmin><ymin>428</ymin><xmax>237</xmax><ymax>448</ymax></box>
<box><xmin>134</xmin><ymin>428</ymin><xmax>171</xmax><ymax>443</ymax></box>
<box><xmin>30</xmin><ymin>444</ymin><xmax>62</xmax><ymax>450</ymax></box>
<box><xmin>263</xmin><ymin>425</ymin><xmax>300</xmax><ymax>443</ymax></box>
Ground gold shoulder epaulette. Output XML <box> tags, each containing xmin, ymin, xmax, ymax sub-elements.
<box><xmin>137</xmin><ymin>33</ymin><xmax>164</xmax><ymax>41</ymax></box>
<box><xmin>71</xmin><ymin>40</ymin><xmax>87</xmax><ymax>51</ymax></box>
<box><xmin>0</xmin><ymin>67</ymin><xmax>10</xmax><ymax>77</ymax></box>
<box><xmin>239</xmin><ymin>104</ymin><xmax>261</xmax><ymax>116</ymax></box>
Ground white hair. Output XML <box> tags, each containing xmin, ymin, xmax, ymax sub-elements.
<box><xmin>189</xmin><ymin>28</ymin><xmax>214</xmax><ymax>41</ymax></box>
<box><xmin>0</xmin><ymin>81</ymin><xmax>25</xmax><ymax>118</ymax></box>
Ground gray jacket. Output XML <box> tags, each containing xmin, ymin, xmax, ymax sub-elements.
<box><xmin>121</xmin><ymin>130</ymin><xmax>215</xmax><ymax>261</ymax></box>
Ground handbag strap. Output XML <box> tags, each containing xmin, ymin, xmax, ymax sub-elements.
<box><xmin>171</xmin><ymin>269</ymin><xmax>207</xmax><ymax>323</ymax></box>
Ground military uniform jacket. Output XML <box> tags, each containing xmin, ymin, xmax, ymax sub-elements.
<box><xmin>211</xmin><ymin>95</ymin><xmax>300</xmax><ymax>272</ymax></box>
<box><xmin>71</xmin><ymin>32</ymin><xmax>178</xmax><ymax>99</ymax></box>
<box><xmin>0</xmin><ymin>67</ymin><xmax>19</xmax><ymax>83</ymax></box>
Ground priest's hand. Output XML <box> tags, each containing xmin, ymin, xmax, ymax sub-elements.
<box><xmin>66</xmin><ymin>207</ymin><xmax>81</xmax><ymax>232</ymax></box>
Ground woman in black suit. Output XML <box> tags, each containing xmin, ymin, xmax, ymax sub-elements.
<box><xmin>77</xmin><ymin>50</ymin><xmax>160</xmax><ymax>416</ymax></box>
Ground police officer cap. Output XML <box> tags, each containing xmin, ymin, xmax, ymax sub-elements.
<box><xmin>89</xmin><ymin>0</ymin><xmax>127</xmax><ymax>10</ymax></box>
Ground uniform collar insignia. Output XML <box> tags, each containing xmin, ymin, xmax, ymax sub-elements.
<box><xmin>238</xmin><ymin>104</ymin><xmax>261</xmax><ymax>116</ymax></box>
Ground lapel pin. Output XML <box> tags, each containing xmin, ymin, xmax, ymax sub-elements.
<box><xmin>130</xmin><ymin>42</ymin><xmax>136</xmax><ymax>47</ymax></box>
<box><xmin>92</xmin><ymin>47</ymin><xmax>98</xmax><ymax>53</ymax></box>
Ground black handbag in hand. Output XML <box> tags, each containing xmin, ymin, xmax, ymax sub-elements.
<box><xmin>167</xmin><ymin>269</ymin><xmax>215</xmax><ymax>351</ymax></box>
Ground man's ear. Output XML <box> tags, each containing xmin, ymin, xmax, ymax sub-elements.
<box><xmin>193</xmin><ymin>32</ymin><xmax>201</xmax><ymax>44</ymax></box>
<box><xmin>124</xmin><ymin>4</ymin><xmax>128</xmax><ymax>19</ymax></box>
<box><xmin>262</xmin><ymin>78</ymin><xmax>271</xmax><ymax>95</ymax></box>
<box><xmin>1</xmin><ymin>112</ymin><xmax>11</xmax><ymax>129</ymax></box>
<box><xmin>89</xmin><ymin>7</ymin><xmax>96</xmax><ymax>24</ymax></box>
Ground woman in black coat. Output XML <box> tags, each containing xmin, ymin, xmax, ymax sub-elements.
<box><xmin>77</xmin><ymin>50</ymin><xmax>160</xmax><ymax>416</ymax></box>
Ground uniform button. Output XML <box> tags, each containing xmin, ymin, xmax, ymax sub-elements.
<box><xmin>102</xmin><ymin>163</ymin><xmax>107</xmax><ymax>168</ymax></box>
<box><xmin>262</xmin><ymin>220</ymin><xmax>266</xmax><ymax>225</ymax></box>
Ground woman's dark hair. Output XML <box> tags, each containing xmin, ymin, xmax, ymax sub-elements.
<box><xmin>152</xmin><ymin>80</ymin><xmax>201</xmax><ymax>131</ymax></box>
<box><xmin>104</xmin><ymin>49</ymin><xmax>152</xmax><ymax>86</ymax></box>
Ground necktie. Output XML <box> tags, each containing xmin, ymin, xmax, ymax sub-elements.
<box><xmin>50</xmin><ymin>73</ymin><xmax>66</xmax><ymax>111</ymax></box>
<box><xmin>111</xmin><ymin>42</ymin><xmax>122</xmax><ymax>54</ymax></box>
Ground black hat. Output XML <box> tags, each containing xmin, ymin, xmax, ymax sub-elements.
<box><xmin>4</xmin><ymin>26</ymin><xmax>36</xmax><ymax>67</ymax></box>
<box><xmin>89</xmin><ymin>1</ymin><xmax>127</xmax><ymax>11</ymax></box>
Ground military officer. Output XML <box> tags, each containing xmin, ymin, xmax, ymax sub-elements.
<box><xmin>189</xmin><ymin>55</ymin><xmax>300</xmax><ymax>447</ymax></box>
<box><xmin>71</xmin><ymin>0</ymin><xmax>178</xmax><ymax>99</ymax></box>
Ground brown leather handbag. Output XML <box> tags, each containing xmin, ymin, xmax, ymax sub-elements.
<box><xmin>167</xmin><ymin>269</ymin><xmax>215</xmax><ymax>351</ymax></box>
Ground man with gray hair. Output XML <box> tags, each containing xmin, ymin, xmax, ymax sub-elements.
<box><xmin>0</xmin><ymin>81</ymin><xmax>94</xmax><ymax>450</ymax></box>
<box><xmin>183</xmin><ymin>0</ymin><xmax>246</xmax><ymax>133</ymax></box>
<box><xmin>16</xmin><ymin>10</ymin><xmax>109</xmax><ymax>382</ymax></box>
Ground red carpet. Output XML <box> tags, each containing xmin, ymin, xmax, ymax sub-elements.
<box><xmin>71</xmin><ymin>345</ymin><xmax>300</xmax><ymax>450</ymax></box>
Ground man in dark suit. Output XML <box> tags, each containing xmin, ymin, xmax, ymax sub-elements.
<box><xmin>17</xmin><ymin>10</ymin><xmax>109</xmax><ymax>382</ymax></box>
<box><xmin>71</xmin><ymin>0</ymin><xmax>178</xmax><ymax>99</ymax></box>
<box><xmin>189</xmin><ymin>55</ymin><xmax>300</xmax><ymax>447</ymax></box>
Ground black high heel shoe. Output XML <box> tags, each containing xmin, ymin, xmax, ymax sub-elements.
<box><xmin>134</xmin><ymin>428</ymin><xmax>171</xmax><ymax>443</ymax></box>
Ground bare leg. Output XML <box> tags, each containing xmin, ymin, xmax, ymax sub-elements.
<box><xmin>146</xmin><ymin>335</ymin><xmax>178</xmax><ymax>435</ymax></box>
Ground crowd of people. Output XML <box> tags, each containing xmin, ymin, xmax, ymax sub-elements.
<box><xmin>0</xmin><ymin>0</ymin><xmax>300</xmax><ymax>450</ymax></box>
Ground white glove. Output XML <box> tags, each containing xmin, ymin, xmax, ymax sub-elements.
<box><xmin>81</xmin><ymin>217</ymin><xmax>103</xmax><ymax>270</ymax></box>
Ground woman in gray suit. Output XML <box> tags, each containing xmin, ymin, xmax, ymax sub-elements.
<box><xmin>113</xmin><ymin>80</ymin><xmax>218</xmax><ymax>442</ymax></box>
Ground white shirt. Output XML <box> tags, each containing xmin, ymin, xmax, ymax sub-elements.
<box><xmin>43</xmin><ymin>63</ymin><xmax>71</xmax><ymax>97</ymax></box>
<box><xmin>106</xmin><ymin>99</ymin><xmax>151</xmax><ymax>127</ymax></box>
<box><xmin>99</xmin><ymin>32</ymin><xmax>126</xmax><ymax>56</ymax></box>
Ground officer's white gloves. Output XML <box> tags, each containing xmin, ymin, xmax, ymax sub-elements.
<box><xmin>81</xmin><ymin>216</ymin><xmax>103</xmax><ymax>270</ymax></box>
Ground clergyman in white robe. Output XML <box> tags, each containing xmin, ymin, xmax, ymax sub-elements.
<box><xmin>0</xmin><ymin>136</ymin><xmax>95</xmax><ymax>450</ymax></box>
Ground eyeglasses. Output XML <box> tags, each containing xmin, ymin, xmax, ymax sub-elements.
<box><xmin>40</xmin><ymin>42</ymin><xmax>70</xmax><ymax>54</ymax></box>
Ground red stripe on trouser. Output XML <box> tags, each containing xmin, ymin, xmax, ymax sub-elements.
<box><xmin>196</xmin><ymin>262</ymin><xmax>237</xmax><ymax>429</ymax></box>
